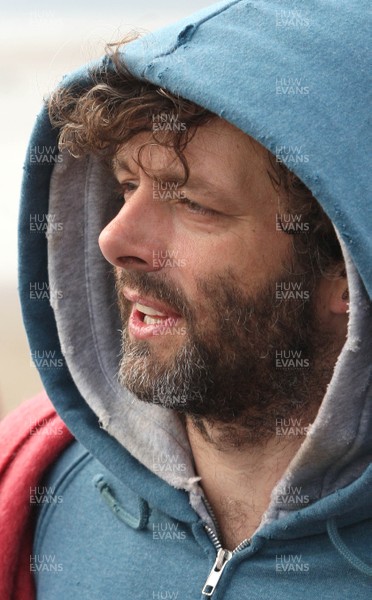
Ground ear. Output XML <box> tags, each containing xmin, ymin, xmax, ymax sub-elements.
<box><xmin>316</xmin><ymin>263</ymin><xmax>348</xmax><ymax>317</ymax></box>
<box><xmin>328</xmin><ymin>278</ymin><xmax>349</xmax><ymax>314</ymax></box>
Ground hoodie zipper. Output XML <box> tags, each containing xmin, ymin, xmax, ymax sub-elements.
<box><xmin>202</xmin><ymin>524</ymin><xmax>251</xmax><ymax>596</ymax></box>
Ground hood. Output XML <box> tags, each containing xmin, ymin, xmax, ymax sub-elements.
<box><xmin>19</xmin><ymin>0</ymin><xmax>372</xmax><ymax>540</ymax></box>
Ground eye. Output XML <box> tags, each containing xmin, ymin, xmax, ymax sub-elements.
<box><xmin>112</xmin><ymin>182</ymin><xmax>136</xmax><ymax>210</ymax></box>
<box><xmin>178</xmin><ymin>197</ymin><xmax>218</xmax><ymax>217</ymax></box>
<box><xmin>118</xmin><ymin>182</ymin><xmax>137</xmax><ymax>201</ymax></box>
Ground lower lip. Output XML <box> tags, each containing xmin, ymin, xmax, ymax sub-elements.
<box><xmin>128</xmin><ymin>306</ymin><xmax>183</xmax><ymax>339</ymax></box>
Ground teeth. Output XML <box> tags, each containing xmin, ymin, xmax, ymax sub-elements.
<box><xmin>143</xmin><ymin>315</ymin><xmax>165</xmax><ymax>325</ymax></box>
<box><xmin>135</xmin><ymin>302</ymin><xmax>167</xmax><ymax>317</ymax></box>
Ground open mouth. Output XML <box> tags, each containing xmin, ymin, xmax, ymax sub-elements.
<box><xmin>123</xmin><ymin>290</ymin><xmax>183</xmax><ymax>339</ymax></box>
<box><xmin>135</xmin><ymin>302</ymin><xmax>171</xmax><ymax>325</ymax></box>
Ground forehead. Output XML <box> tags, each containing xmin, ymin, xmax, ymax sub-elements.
<box><xmin>112</xmin><ymin>119</ymin><xmax>269</xmax><ymax>186</ymax></box>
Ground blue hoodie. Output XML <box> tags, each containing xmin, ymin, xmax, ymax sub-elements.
<box><xmin>19</xmin><ymin>1</ymin><xmax>371</xmax><ymax>598</ymax></box>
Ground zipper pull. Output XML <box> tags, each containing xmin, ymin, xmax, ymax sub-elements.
<box><xmin>202</xmin><ymin>548</ymin><xmax>233</xmax><ymax>597</ymax></box>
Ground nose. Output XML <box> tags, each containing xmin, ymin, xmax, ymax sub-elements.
<box><xmin>99</xmin><ymin>182</ymin><xmax>167</xmax><ymax>272</ymax></box>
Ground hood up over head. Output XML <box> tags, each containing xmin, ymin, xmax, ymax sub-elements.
<box><xmin>19</xmin><ymin>0</ymin><xmax>372</xmax><ymax>557</ymax></box>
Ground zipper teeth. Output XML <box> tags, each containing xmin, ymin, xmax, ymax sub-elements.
<box><xmin>203</xmin><ymin>496</ymin><xmax>251</xmax><ymax>554</ymax></box>
<box><xmin>203</xmin><ymin>496</ymin><xmax>222</xmax><ymax>539</ymax></box>
<box><xmin>204</xmin><ymin>524</ymin><xmax>222</xmax><ymax>551</ymax></box>
<box><xmin>204</xmin><ymin>524</ymin><xmax>251</xmax><ymax>555</ymax></box>
<box><xmin>232</xmin><ymin>538</ymin><xmax>251</xmax><ymax>554</ymax></box>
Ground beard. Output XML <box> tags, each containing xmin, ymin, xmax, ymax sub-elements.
<box><xmin>116</xmin><ymin>259</ymin><xmax>341</xmax><ymax>447</ymax></box>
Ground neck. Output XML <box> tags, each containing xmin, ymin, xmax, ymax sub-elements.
<box><xmin>186</xmin><ymin>417</ymin><xmax>310</xmax><ymax>550</ymax></box>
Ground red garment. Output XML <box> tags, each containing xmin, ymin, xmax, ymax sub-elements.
<box><xmin>0</xmin><ymin>393</ymin><xmax>74</xmax><ymax>600</ymax></box>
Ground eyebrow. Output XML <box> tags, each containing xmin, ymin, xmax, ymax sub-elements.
<box><xmin>112</xmin><ymin>156</ymin><xmax>182</xmax><ymax>181</ymax></box>
<box><xmin>112</xmin><ymin>157</ymin><xmax>135</xmax><ymax>177</ymax></box>
<box><xmin>112</xmin><ymin>156</ymin><xmax>225</xmax><ymax>199</ymax></box>
<box><xmin>111</xmin><ymin>158</ymin><xmax>214</xmax><ymax>193</ymax></box>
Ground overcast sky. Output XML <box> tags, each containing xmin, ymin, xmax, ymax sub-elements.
<box><xmin>3</xmin><ymin>0</ymin><xmax>214</xmax><ymax>15</ymax></box>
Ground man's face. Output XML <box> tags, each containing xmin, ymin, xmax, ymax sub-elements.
<box><xmin>99</xmin><ymin>119</ymin><xmax>336</xmax><ymax>444</ymax></box>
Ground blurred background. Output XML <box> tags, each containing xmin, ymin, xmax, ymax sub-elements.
<box><xmin>0</xmin><ymin>0</ymin><xmax>214</xmax><ymax>415</ymax></box>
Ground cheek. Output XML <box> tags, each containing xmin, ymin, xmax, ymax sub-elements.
<box><xmin>158</xmin><ymin>211</ymin><xmax>293</xmax><ymax>315</ymax></box>
<box><xmin>237</xmin><ymin>223</ymin><xmax>293</xmax><ymax>284</ymax></box>
<box><xmin>179</xmin><ymin>226</ymin><xmax>291</xmax><ymax>296</ymax></box>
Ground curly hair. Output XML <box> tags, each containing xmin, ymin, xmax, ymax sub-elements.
<box><xmin>48</xmin><ymin>39</ymin><xmax>344</xmax><ymax>280</ymax></box>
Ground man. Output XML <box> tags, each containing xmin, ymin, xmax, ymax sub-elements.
<box><xmin>1</xmin><ymin>1</ymin><xmax>371</xmax><ymax>598</ymax></box>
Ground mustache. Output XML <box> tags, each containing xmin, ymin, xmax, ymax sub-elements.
<box><xmin>114</xmin><ymin>269</ymin><xmax>193</xmax><ymax>319</ymax></box>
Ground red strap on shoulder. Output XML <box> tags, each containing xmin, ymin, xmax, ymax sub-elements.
<box><xmin>0</xmin><ymin>392</ymin><xmax>74</xmax><ymax>600</ymax></box>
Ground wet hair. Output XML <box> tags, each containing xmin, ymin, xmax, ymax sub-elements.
<box><xmin>48</xmin><ymin>39</ymin><xmax>344</xmax><ymax>279</ymax></box>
